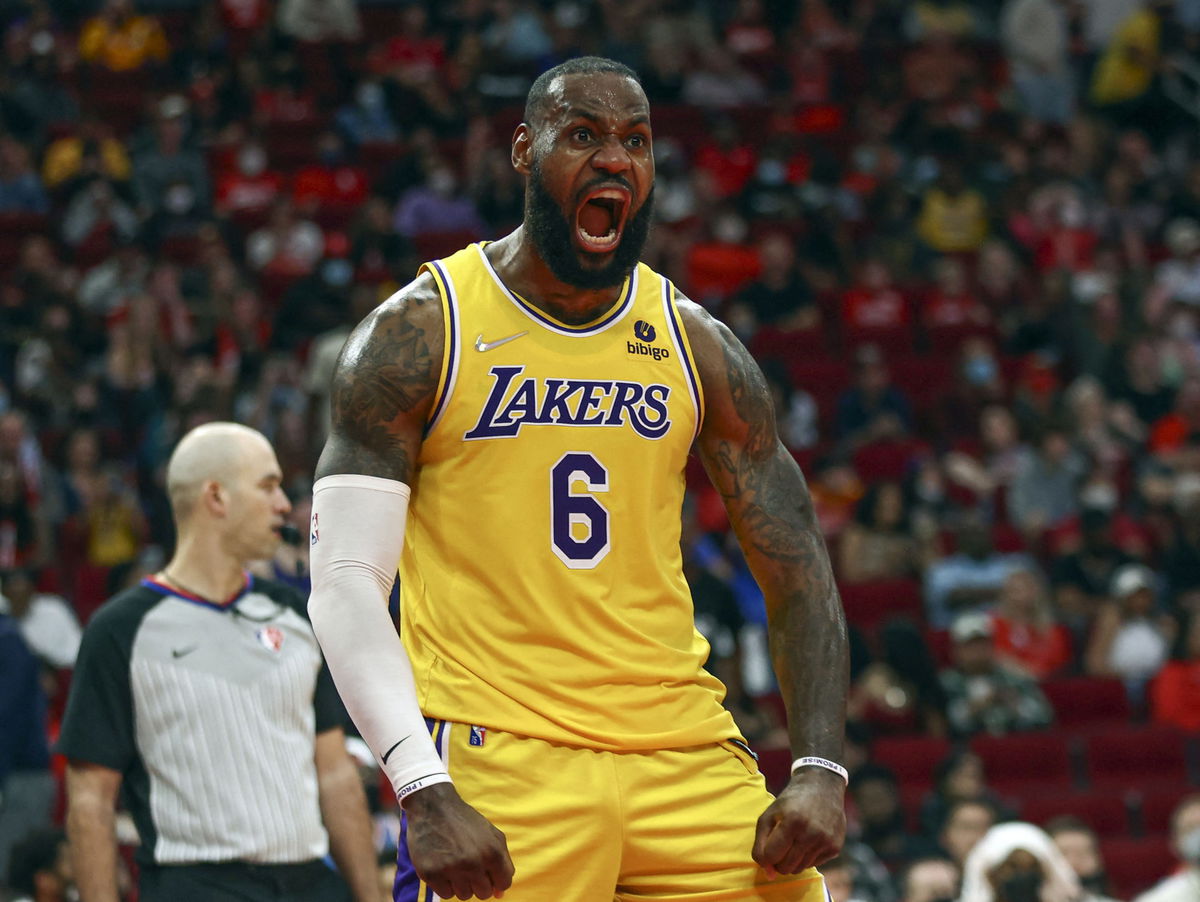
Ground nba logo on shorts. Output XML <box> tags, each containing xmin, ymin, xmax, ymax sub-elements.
<box><xmin>256</xmin><ymin>627</ymin><xmax>284</xmax><ymax>653</ymax></box>
<box><xmin>469</xmin><ymin>725</ymin><xmax>487</xmax><ymax>747</ymax></box>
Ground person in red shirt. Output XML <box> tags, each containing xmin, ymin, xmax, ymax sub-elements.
<box><xmin>692</xmin><ymin>117</ymin><xmax>758</xmax><ymax>199</ymax></box>
<box><xmin>1151</xmin><ymin>610</ymin><xmax>1200</xmax><ymax>731</ymax></box>
<box><xmin>992</xmin><ymin>566</ymin><xmax>1072</xmax><ymax>679</ymax></box>
<box><xmin>292</xmin><ymin>131</ymin><xmax>368</xmax><ymax>215</ymax></box>
<box><xmin>214</xmin><ymin>139</ymin><xmax>284</xmax><ymax>218</ymax></box>
<box><xmin>842</xmin><ymin>257</ymin><xmax>911</xmax><ymax>342</ymax></box>
<box><xmin>922</xmin><ymin>256</ymin><xmax>993</xmax><ymax>337</ymax></box>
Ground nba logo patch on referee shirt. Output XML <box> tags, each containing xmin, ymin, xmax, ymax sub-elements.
<box><xmin>469</xmin><ymin>725</ymin><xmax>487</xmax><ymax>747</ymax></box>
<box><xmin>256</xmin><ymin>626</ymin><xmax>284</xmax><ymax>653</ymax></box>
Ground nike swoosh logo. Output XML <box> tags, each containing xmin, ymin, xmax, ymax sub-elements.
<box><xmin>172</xmin><ymin>646</ymin><xmax>198</xmax><ymax>658</ymax></box>
<box><xmin>381</xmin><ymin>736</ymin><xmax>410</xmax><ymax>764</ymax></box>
<box><xmin>475</xmin><ymin>331</ymin><xmax>528</xmax><ymax>352</ymax></box>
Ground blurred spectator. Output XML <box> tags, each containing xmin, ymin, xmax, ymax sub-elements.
<box><xmin>132</xmin><ymin>95</ymin><xmax>210</xmax><ymax>222</ymax></box>
<box><xmin>0</xmin><ymin>134</ymin><xmax>48</xmax><ymax>214</ymax></box>
<box><xmin>1045</xmin><ymin>816</ymin><xmax>1121</xmax><ymax>902</ymax></box>
<box><xmin>374</xmin><ymin>4</ymin><xmax>444</xmax><ymax>84</ymax></box>
<box><xmin>840</xmin><ymin>481</ymin><xmax>935</xmax><ymax>584</ymax></box>
<box><xmin>939</xmin><ymin>799</ymin><xmax>998</xmax><ymax>871</ymax></box>
<box><xmin>849</xmin><ymin>620</ymin><xmax>948</xmax><ymax>736</ymax></box>
<box><xmin>78</xmin><ymin>0</ymin><xmax>168</xmax><ymax>73</ymax></box>
<box><xmin>925</xmin><ymin>513</ymin><xmax>1033</xmax><ymax>628</ymax></box>
<box><xmin>841</xmin><ymin>258</ymin><xmax>912</xmax><ymax>344</ymax></box>
<box><xmin>682</xmin><ymin>46</ymin><xmax>767</xmax><ymax>109</ymax></box>
<box><xmin>481</xmin><ymin>0</ymin><xmax>552</xmax><ymax>66</ymax></box>
<box><xmin>5</xmin><ymin>826</ymin><xmax>72</xmax><ymax>902</ymax></box>
<box><xmin>1085</xmin><ymin>563</ymin><xmax>1174</xmax><ymax>694</ymax></box>
<box><xmin>1088</xmin><ymin>1</ymin><xmax>1165</xmax><ymax>111</ymax></box>
<box><xmin>944</xmin><ymin>405</ymin><xmax>1032</xmax><ymax>505</ymax></box>
<box><xmin>1152</xmin><ymin>219</ymin><xmax>1200</xmax><ymax>307</ymax></box>
<box><xmin>393</xmin><ymin>161</ymin><xmax>484</xmax><ymax>240</ymax></box>
<box><xmin>60</xmin><ymin>176</ymin><xmax>139</xmax><ymax>250</ymax></box>
<box><xmin>899</xmin><ymin>856</ymin><xmax>961</xmax><ymax>902</ymax></box>
<box><xmin>292</xmin><ymin>131</ymin><xmax>369</xmax><ymax>215</ymax></box>
<box><xmin>40</xmin><ymin>116</ymin><xmax>132</xmax><ymax>199</ymax></box>
<box><xmin>919</xmin><ymin>749</ymin><xmax>1009</xmax><ymax>839</ymax></box>
<box><xmin>214</xmin><ymin>138</ymin><xmax>285</xmax><ymax>218</ymax></box>
<box><xmin>1001</xmin><ymin>0</ymin><xmax>1074</xmax><ymax>124</ymax></box>
<box><xmin>693</xmin><ymin>118</ymin><xmax>759</xmax><ymax>202</ymax></box>
<box><xmin>941</xmin><ymin>612</ymin><xmax>1053</xmax><ymax>737</ymax></box>
<box><xmin>0</xmin><ymin>464</ymin><xmax>44</xmax><ymax>571</ymax></box>
<box><xmin>246</xmin><ymin>198</ymin><xmax>323</xmax><ymax>275</ymax></box>
<box><xmin>75</xmin><ymin>238</ymin><xmax>148</xmax><ymax>315</ymax></box>
<box><xmin>822</xmin><ymin>856</ymin><xmax>869</xmax><ymax>902</ymax></box>
<box><xmin>849</xmin><ymin>763</ymin><xmax>941</xmax><ymax>870</ymax></box>
<box><xmin>835</xmin><ymin>344</ymin><xmax>914</xmax><ymax>450</ymax></box>
<box><xmin>0</xmin><ymin>567</ymin><xmax>80</xmax><ymax>671</ymax></box>
<box><xmin>1151</xmin><ymin>609</ymin><xmax>1200</xmax><ymax>730</ymax></box>
<box><xmin>1132</xmin><ymin>794</ymin><xmax>1200</xmax><ymax>902</ymax></box>
<box><xmin>0</xmin><ymin>610</ymin><xmax>52</xmax><ymax>880</ymax></box>
<box><xmin>1008</xmin><ymin>424</ymin><xmax>1085</xmax><ymax>538</ymax></box>
<box><xmin>271</xmin><ymin>246</ymin><xmax>355</xmax><ymax>353</ymax></box>
<box><xmin>1051</xmin><ymin>506</ymin><xmax>1135</xmax><ymax>635</ymax></box>
<box><xmin>916</xmin><ymin>162</ymin><xmax>989</xmax><ymax>254</ymax></box>
<box><xmin>991</xmin><ymin>566</ymin><xmax>1072</xmax><ymax>679</ymax></box>
<box><xmin>335</xmin><ymin>78</ymin><xmax>400</xmax><ymax>148</ymax></box>
<box><xmin>1105</xmin><ymin>336</ymin><xmax>1176</xmax><ymax>434</ymax></box>
<box><xmin>921</xmin><ymin>258</ymin><xmax>994</xmax><ymax>341</ymax></box>
<box><xmin>729</xmin><ymin>232</ymin><xmax>820</xmax><ymax>336</ymax></box>
<box><xmin>276</xmin><ymin>0</ymin><xmax>361</xmax><ymax>42</ymax></box>
<box><xmin>760</xmin><ymin>358</ymin><xmax>819</xmax><ymax>452</ymax></box>
<box><xmin>959</xmin><ymin>822</ymin><xmax>1081</xmax><ymax>902</ymax></box>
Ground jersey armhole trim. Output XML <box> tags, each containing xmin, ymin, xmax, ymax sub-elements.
<box><xmin>419</xmin><ymin>259</ymin><xmax>462</xmax><ymax>436</ymax></box>
<box><xmin>662</xmin><ymin>278</ymin><xmax>704</xmax><ymax>441</ymax></box>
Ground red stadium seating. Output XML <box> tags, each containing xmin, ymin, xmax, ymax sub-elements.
<box><xmin>1138</xmin><ymin>784</ymin><xmax>1192</xmax><ymax>836</ymax></box>
<box><xmin>1041</xmin><ymin>677</ymin><xmax>1131</xmax><ymax>731</ymax></box>
<box><xmin>872</xmin><ymin>735</ymin><xmax>952</xmax><ymax>790</ymax></box>
<box><xmin>1084</xmin><ymin>725</ymin><xmax>1190</xmax><ymax>791</ymax></box>
<box><xmin>1099</xmin><ymin>836</ymin><xmax>1178</xmax><ymax>900</ymax></box>
<box><xmin>1018</xmin><ymin>791</ymin><xmax>1131</xmax><ymax>838</ymax></box>
<box><xmin>838</xmin><ymin>579</ymin><xmax>924</xmax><ymax>632</ymax></box>
<box><xmin>971</xmin><ymin>731</ymin><xmax>1076</xmax><ymax>795</ymax></box>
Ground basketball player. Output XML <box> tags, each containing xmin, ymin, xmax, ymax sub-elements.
<box><xmin>308</xmin><ymin>57</ymin><xmax>848</xmax><ymax>902</ymax></box>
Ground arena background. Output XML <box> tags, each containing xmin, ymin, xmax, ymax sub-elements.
<box><xmin>1</xmin><ymin>0</ymin><xmax>1199</xmax><ymax>899</ymax></box>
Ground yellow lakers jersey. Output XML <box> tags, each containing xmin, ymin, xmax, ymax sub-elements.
<box><xmin>400</xmin><ymin>243</ymin><xmax>738</xmax><ymax>751</ymax></box>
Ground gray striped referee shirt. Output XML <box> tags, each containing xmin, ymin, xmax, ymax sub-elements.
<box><xmin>59</xmin><ymin>575</ymin><xmax>343</xmax><ymax>867</ymax></box>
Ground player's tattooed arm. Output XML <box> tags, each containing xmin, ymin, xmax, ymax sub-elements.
<box><xmin>316</xmin><ymin>272</ymin><xmax>444</xmax><ymax>484</ymax></box>
<box><xmin>681</xmin><ymin>296</ymin><xmax>847</xmax><ymax>874</ymax></box>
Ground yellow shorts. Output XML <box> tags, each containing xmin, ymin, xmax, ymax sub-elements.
<box><xmin>394</xmin><ymin>721</ymin><xmax>830</xmax><ymax>902</ymax></box>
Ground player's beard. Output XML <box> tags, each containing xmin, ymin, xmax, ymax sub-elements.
<box><xmin>526</xmin><ymin>159</ymin><xmax>654</xmax><ymax>291</ymax></box>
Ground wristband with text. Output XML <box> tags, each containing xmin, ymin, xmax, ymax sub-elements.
<box><xmin>790</xmin><ymin>756</ymin><xmax>849</xmax><ymax>784</ymax></box>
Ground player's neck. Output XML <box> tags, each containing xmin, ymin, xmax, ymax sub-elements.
<box><xmin>488</xmin><ymin>228</ymin><xmax>628</xmax><ymax>326</ymax></box>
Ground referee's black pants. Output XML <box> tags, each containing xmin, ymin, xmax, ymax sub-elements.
<box><xmin>140</xmin><ymin>859</ymin><xmax>352</xmax><ymax>901</ymax></box>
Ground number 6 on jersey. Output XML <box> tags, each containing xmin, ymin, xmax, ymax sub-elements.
<box><xmin>550</xmin><ymin>452</ymin><xmax>611</xmax><ymax>569</ymax></box>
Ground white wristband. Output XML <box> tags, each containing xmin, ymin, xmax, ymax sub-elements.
<box><xmin>790</xmin><ymin>756</ymin><xmax>849</xmax><ymax>783</ymax></box>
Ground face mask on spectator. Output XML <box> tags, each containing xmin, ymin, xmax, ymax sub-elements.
<box><xmin>1179</xmin><ymin>826</ymin><xmax>1200</xmax><ymax>864</ymax></box>
<box><xmin>996</xmin><ymin>870</ymin><xmax>1043</xmax><ymax>902</ymax></box>
<box><xmin>321</xmin><ymin>259</ymin><xmax>353</xmax><ymax>288</ymax></box>
<box><xmin>239</xmin><ymin>146</ymin><xmax>267</xmax><ymax>177</ymax></box>
<box><xmin>164</xmin><ymin>184</ymin><xmax>195</xmax><ymax>215</ymax></box>
<box><xmin>964</xmin><ymin>355</ymin><xmax>997</xmax><ymax>386</ymax></box>
<box><xmin>756</xmin><ymin>160</ymin><xmax>786</xmax><ymax>186</ymax></box>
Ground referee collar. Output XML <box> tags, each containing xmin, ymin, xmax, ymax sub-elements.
<box><xmin>141</xmin><ymin>573</ymin><xmax>254</xmax><ymax>611</ymax></box>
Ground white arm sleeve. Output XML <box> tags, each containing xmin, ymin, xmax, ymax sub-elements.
<box><xmin>308</xmin><ymin>474</ymin><xmax>451</xmax><ymax>803</ymax></box>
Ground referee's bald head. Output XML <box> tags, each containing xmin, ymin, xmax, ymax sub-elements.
<box><xmin>166</xmin><ymin>422</ymin><xmax>272</xmax><ymax>522</ymax></box>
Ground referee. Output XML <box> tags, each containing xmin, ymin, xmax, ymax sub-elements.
<box><xmin>59</xmin><ymin>423</ymin><xmax>377</xmax><ymax>902</ymax></box>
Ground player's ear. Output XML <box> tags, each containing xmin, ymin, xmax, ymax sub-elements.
<box><xmin>512</xmin><ymin>123</ymin><xmax>533</xmax><ymax>175</ymax></box>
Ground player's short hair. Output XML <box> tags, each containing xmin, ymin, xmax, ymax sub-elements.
<box><xmin>524</xmin><ymin>56</ymin><xmax>641</xmax><ymax>125</ymax></box>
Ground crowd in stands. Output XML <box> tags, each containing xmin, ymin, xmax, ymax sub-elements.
<box><xmin>3</xmin><ymin>0</ymin><xmax>1200</xmax><ymax>899</ymax></box>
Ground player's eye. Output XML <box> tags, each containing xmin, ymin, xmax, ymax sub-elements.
<box><xmin>626</xmin><ymin>134</ymin><xmax>646</xmax><ymax>149</ymax></box>
<box><xmin>572</xmin><ymin>128</ymin><xmax>593</xmax><ymax>143</ymax></box>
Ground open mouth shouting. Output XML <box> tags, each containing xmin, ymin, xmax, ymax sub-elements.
<box><xmin>575</xmin><ymin>185</ymin><xmax>631</xmax><ymax>254</ymax></box>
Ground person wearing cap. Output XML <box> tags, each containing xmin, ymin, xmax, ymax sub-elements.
<box><xmin>940</xmin><ymin>612</ymin><xmax>1053</xmax><ymax>738</ymax></box>
<box><xmin>1085</xmin><ymin>563</ymin><xmax>1175</xmax><ymax>697</ymax></box>
<box><xmin>959</xmin><ymin>822</ymin><xmax>1081</xmax><ymax>902</ymax></box>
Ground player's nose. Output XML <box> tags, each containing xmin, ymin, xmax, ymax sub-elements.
<box><xmin>591</xmin><ymin>135</ymin><xmax>632</xmax><ymax>174</ymax></box>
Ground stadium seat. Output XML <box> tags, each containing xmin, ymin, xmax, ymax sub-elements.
<box><xmin>1017</xmin><ymin>791</ymin><xmax>1131</xmax><ymax>838</ymax></box>
<box><xmin>1099</xmin><ymin>836</ymin><xmax>1178</xmax><ymax>900</ymax></box>
<box><xmin>872</xmin><ymin>735</ymin><xmax>952</xmax><ymax>790</ymax></box>
<box><xmin>1137</xmin><ymin>784</ymin><xmax>1191</xmax><ymax>835</ymax></box>
<box><xmin>838</xmin><ymin>579</ymin><xmax>924</xmax><ymax>632</ymax></box>
<box><xmin>971</xmin><ymin>731</ymin><xmax>1077</xmax><ymax>795</ymax></box>
<box><xmin>1041</xmin><ymin>677</ymin><xmax>1131</xmax><ymax>731</ymax></box>
<box><xmin>1084</xmin><ymin>725</ymin><xmax>1190</xmax><ymax>791</ymax></box>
